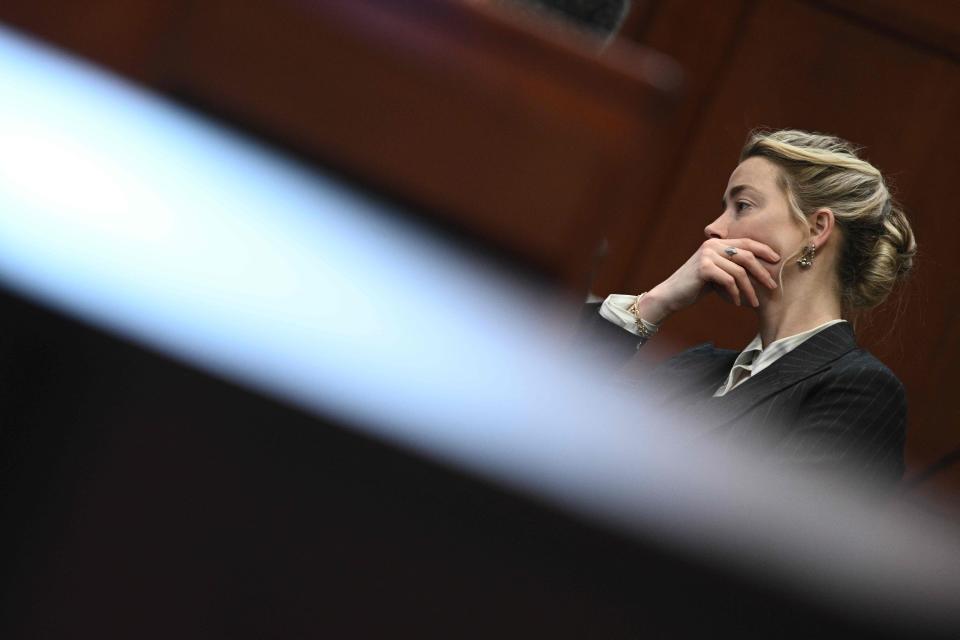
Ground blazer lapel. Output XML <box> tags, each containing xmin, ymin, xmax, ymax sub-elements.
<box><xmin>705</xmin><ymin>322</ymin><xmax>858</xmax><ymax>428</ymax></box>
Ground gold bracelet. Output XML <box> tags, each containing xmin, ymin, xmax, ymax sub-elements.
<box><xmin>628</xmin><ymin>292</ymin><xmax>659</xmax><ymax>344</ymax></box>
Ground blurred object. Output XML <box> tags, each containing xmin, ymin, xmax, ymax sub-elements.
<box><xmin>900</xmin><ymin>443</ymin><xmax>960</xmax><ymax>526</ymax></box>
<box><xmin>493</xmin><ymin>0</ymin><xmax>633</xmax><ymax>40</ymax></box>
<box><xmin>0</xmin><ymin>0</ymin><xmax>186</xmax><ymax>82</ymax></box>
<box><xmin>2</xmin><ymin>26</ymin><xmax>960</xmax><ymax>638</ymax></box>
<box><xmin>904</xmin><ymin>444</ymin><xmax>960</xmax><ymax>493</ymax></box>
<box><xmin>158</xmin><ymin>0</ymin><xmax>681</xmax><ymax>288</ymax></box>
<box><xmin>0</xmin><ymin>0</ymin><xmax>681</xmax><ymax>290</ymax></box>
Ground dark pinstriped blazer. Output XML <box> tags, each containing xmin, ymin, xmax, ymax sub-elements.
<box><xmin>579</xmin><ymin>303</ymin><xmax>907</xmax><ymax>489</ymax></box>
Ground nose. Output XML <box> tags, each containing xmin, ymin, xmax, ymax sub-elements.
<box><xmin>704</xmin><ymin>213</ymin><xmax>726</xmax><ymax>239</ymax></box>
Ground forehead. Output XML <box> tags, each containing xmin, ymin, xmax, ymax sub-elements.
<box><xmin>726</xmin><ymin>156</ymin><xmax>782</xmax><ymax>192</ymax></box>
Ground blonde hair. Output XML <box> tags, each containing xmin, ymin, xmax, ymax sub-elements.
<box><xmin>740</xmin><ymin>129</ymin><xmax>916</xmax><ymax>314</ymax></box>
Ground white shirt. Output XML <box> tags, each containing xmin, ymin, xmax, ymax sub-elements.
<box><xmin>598</xmin><ymin>294</ymin><xmax>847</xmax><ymax>397</ymax></box>
<box><xmin>711</xmin><ymin>319</ymin><xmax>847</xmax><ymax>396</ymax></box>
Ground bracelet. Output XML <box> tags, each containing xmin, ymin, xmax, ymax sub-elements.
<box><xmin>628</xmin><ymin>292</ymin><xmax>660</xmax><ymax>344</ymax></box>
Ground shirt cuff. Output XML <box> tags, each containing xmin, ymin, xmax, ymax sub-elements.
<box><xmin>599</xmin><ymin>293</ymin><xmax>658</xmax><ymax>337</ymax></box>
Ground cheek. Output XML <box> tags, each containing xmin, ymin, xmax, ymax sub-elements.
<box><xmin>730</xmin><ymin>221</ymin><xmax>793</xmax><ymax>276</ymax></box>
<box><xmin>760</xmin><ymin>227</ymin><xmax>806</xmax><ymax>276</ymax></box>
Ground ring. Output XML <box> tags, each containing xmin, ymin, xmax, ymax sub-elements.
<box><xmin>724</xmin><ymin>246</ymin><xmax>738</xmax><ymax>257</ymax></box>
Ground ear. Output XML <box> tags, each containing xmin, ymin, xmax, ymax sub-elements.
<box><xmin>809</xmin><ymin>207</ymin><xmax>835</xmax><ymax>248</ymax></box>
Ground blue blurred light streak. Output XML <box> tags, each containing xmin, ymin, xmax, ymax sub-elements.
<box><xmin>0</xmin><ymin>24</ymin><xmax>959</xmax><ymax>632</ymax></box>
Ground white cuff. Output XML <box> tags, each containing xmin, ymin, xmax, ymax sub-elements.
<box><xmin>599</xmin><ymin>293</ymin><xmax>659</xmax><ymax>337</ymax></box>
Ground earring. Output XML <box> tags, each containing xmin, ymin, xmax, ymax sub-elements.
<box><xmin>797</xmin><ymin>244</ymin><xmax>816</xmax><ymax>268</ymax></box>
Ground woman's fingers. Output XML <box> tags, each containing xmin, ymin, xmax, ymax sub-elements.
<box><xmin>724</xmin><ymin>238</ymin><xmax>781</xmax><ymax>265</ymax></box>
<box><xmin>701</xmin><ymin>260</ymin><xmax>741</xmax><ymax>306</ymax></box>
<box><xmin>724</xmin><ymin>247</ymin><xmax>779</xmax><ymax>290</ymax></box>
<box><xmin>711</xmin><ymin>252</ymin><xmax>759</xmax><ymax>307</ymax></box>
<box><xmin>651</xmin><ymin>237</ymin><xmax>780</xmax><ymax>316</ymax></box>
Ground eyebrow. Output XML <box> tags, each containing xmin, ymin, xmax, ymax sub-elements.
<box><xmin>721</xmin><ymin>184</ymin><xmax>763</xmax><ymax>209</ymax></box>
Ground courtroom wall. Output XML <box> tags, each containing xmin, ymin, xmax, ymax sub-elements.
<box><xmin>604</xmin><ymin>0</ymin><xmax>960</xmax><ymax>506</ymax></box>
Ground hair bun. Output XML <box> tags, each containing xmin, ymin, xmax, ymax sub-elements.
<box><xmin>851</xmin><ymin>200</ymin><xmax>916</xmax><ymax>309</ymax></box>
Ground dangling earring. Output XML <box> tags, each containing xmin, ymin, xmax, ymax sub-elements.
<box><xmin>797</xmin><ymin>243</ymin><xmax>816</xmax><ymax>268</ymax></box>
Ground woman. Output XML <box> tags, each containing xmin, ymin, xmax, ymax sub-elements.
<box><xmin>590</xmin><ymin>129</ymin><xmax>917</xmax><ymax>489</ymax></box>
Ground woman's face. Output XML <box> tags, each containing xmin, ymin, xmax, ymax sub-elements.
<box><xmin>706</xmin><ymin>156</ymin><xmax>805</xmax><ymax>278</ymax></box>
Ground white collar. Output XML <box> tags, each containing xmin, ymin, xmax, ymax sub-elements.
<box><xmin>714</xmin><ymin>319</ymin><xmax>847</xmax><ymax>397</ymax></box>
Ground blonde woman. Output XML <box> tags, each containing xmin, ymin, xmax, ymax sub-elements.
<box><xmin>588</xmin><ymin>129</ymin><xmax>917</xmax><ymax>488</ymax></box>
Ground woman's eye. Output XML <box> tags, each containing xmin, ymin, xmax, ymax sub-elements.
<box><xmin>736</xmin><ymin>201</ymin><xmax>751</xmax><ymax>212</ymax></box>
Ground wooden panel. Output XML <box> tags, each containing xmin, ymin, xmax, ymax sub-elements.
<box><xmin>0</xmin><ymin>0</ymin><xmax>681</xmax><ymax>286</ymax></box>
<box><xmin>616</xmin><ymin>0</ymin><xmax>960</xmax><ymax>489</ymax></box>
<box><xmin>616</xmin><ymin>0</ymin><xmax>663</xmax><ymax>42</ymax></box>
<box><xmin>812</xmin><ymin>0</ymin><xmax>960</xmax><ymax>60</ymax></box>
<box><xmin>591</xmin><ymin>0</ymin><xmax>751</xmax><ymax>296</ymax></box>
<box><xmin>157</xmin><ymin>0</ymin><xmax>681</xmax><ymax>285</ymax></box>
<box><xmin>0</xmin><ymin>0</ymin><xmax>187</xmax><ymax>82</ymax></box>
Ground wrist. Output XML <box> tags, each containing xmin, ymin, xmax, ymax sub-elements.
<box><xmin>637</xmin><ymin>287</ymin><xmax>673</xmax><ymax>325</ymax></box>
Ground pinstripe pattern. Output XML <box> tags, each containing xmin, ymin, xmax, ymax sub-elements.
<box><xmin>712</xmin><ymin>319</ymin><xmax>846</xmax><ymax>396</ymax></box>
<box><xmin>577</xmin><ymin>303</ymin><xmax>906</xmax><ymax>487</ymax></box>
<box><xmin>655</xmin><ymin>323</ymin><xmax>906</xmax><ymax>488</ymax></box>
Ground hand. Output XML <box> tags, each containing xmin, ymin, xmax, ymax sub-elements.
<box><xmin>639</xmin><ymin>238</ymin><xmax>780</xmax><ymax>323</ymax></box>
